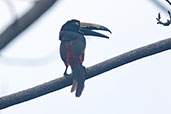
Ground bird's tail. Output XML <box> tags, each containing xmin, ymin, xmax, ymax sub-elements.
<box><xmin>71</xmin><ymin>64</ymin><xmax>86</xmax><ymax>97</ymax></box>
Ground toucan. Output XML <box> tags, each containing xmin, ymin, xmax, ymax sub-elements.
<box><xmin>59</xmin><ymin>19</ymin><xmax>111</xmax><ymax>97</ymax></box>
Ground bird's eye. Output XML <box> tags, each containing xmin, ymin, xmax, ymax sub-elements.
<box><xmin>75</xmin><ymin>22</ymin><xmax>79</xmax><ymax>26</ymax></box>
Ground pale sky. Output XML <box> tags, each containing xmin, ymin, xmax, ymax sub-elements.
<box><xmin>0</xmin><ymin>0</ymin><xmax>171</xmax><ymax>114</ymax></box>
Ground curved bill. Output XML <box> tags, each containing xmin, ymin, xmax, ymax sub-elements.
<box><xmin>79</xmin><ymin>22</ymin><xmax>112</xmax><ymax>39</ymax></box>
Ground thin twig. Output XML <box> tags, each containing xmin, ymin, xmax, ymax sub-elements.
<box><xmin>0</xmin><ymin>37</ymin><xmax>171</xmax><ymax>110</ymax></box>
<box><xmin>156</xmin><ymin>11</ymin><xmax>171</xmax><ymax>26</ymax></box>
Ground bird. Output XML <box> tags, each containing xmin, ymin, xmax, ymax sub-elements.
<box><xmin>59</xmin><ymin>19</ymin><xmax>111</xmax><ymax>97</ymax></box>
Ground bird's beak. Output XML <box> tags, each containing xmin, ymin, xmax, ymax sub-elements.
<box><xmin>79</xmin><ymin>22</ymin><xmax>112</xmax><ymax>39</ymax></box>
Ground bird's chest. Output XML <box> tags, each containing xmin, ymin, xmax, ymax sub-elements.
<box><xmin>66</xmin><ymin>40</ymin><xmax>84</xmax><ymax>66</ymax></box>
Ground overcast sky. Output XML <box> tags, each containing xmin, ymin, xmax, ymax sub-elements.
<box><xmin>0</xmin><ymin>0</ymin><xmax>171</xmax><ymax>114</ymax></box>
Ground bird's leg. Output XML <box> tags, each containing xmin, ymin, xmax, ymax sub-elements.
<box><xmin>64</xmin><ymin>65</ymin><xmax>70</xmax><ymax>77</ymax></box>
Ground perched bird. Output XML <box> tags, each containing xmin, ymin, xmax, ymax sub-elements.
<box><xmin>59</xmin><ymin>19</ymin><xmax>111</xmax><ymax>97</ymax></box>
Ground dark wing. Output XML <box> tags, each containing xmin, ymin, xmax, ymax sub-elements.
<box><xmin>60</xmin><ymin>31</ymin><xmax>86</xmax><ymax>65</ymax></box>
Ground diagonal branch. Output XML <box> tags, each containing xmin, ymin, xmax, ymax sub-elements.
<box><xmin>149</xmin><ymin>0</ymin><xmax>169</xmax><ymax>12</ymax></box>
<box><xmin>0</xmin><ymin>0</ymin><xmax>59</xmax><ymax>51</ymax></box>
<box><xmin>0</xmin><ymin>37</ymin><xmax>171</xmax><ymax>110</ymax></box>
<box><xmin>166</xmin><ymin>0</ymin><xmax>171</xmax><ymax>5</ymax></box>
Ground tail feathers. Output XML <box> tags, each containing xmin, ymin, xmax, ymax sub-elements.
<box><xmin>76</xmin><ymin>80</ymin><xmax>84</xmax><ymax>97</ymax></box>
<box><xmin>71</xmin><ymin>79</ymin><xmax>85</xmax><ymax>97</ymax></box>
<box><xmin>71</xmin><ymin>64</ymin><xmax>86</xmax><ymax>97</ymax></box>
<box><xmin>71</xmin><ymin>80</ymin><xmax>77</xmax><ymax>93</ymax></box>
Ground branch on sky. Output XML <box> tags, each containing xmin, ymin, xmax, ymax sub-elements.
<box><xmin>0</xmin><ymin>37</ymin><xmax>171</xmax><ymax>110</ymax></box>
<box><xmin>149</xmin><ymin>0</ymin><xmax>169</xmax><ymax>12</ymax></box>
<box><xmin>156</xmin><ymin>11</ymin><xmax>171</xmax><ymax>26</ymax></box>
<box><xmin>166</xmin><ymin>0</ymin><xmax>171</xmax><ymax>5</ymax></box>
<box><xmin>0</xmin><ymin>0</ymin><xmax>58</xmax><ymax>51</ymax></box>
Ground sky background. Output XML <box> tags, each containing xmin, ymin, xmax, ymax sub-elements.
<box><xmin>0</xmin><ymin>0</ymin><xmax>171</xmax><ymax>113</ymax></box>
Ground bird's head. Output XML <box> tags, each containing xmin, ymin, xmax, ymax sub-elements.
<box><xmin>61</xmin><ymin>19</ymin><xmax>80</xmax><ymax>32</ymax></box>
<box><xmin>60</xmin><ymin>19</ymin><xmax>112</xmax><ymax>39</ymax></box>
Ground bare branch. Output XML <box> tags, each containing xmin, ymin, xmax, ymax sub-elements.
<box><xmin>156</xmin><ymin>11</ymin><xmax>171</xmax><ymax>26</ymax></box>
<box><xmin>149</xmin><ymin>0</ymin><xmax>169</xmax><ymax>12</ymax></box>
<box><xmin>166</xmin><ymin>0</ymin><xmax>171</xmax><ymax>5</ymax></box>
<box><xmin>0</xmin><ymin>0</ymin><xmax>59</xmax><ymax>51</ymax></box>
<box><xmin>0</xmin><ymin>37</ymin><xmax>171</xmax><ymax>110</ymax></box>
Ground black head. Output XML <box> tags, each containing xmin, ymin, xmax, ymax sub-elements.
<box><xmin>60</xmin><ymin>19</ymin><xmax>112</xmax><ymax>39</ymax></box>
<box><xmin>61</xmin><ymin>19</ymin><xmax>80</xmax><ymax>32</ymax></box>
